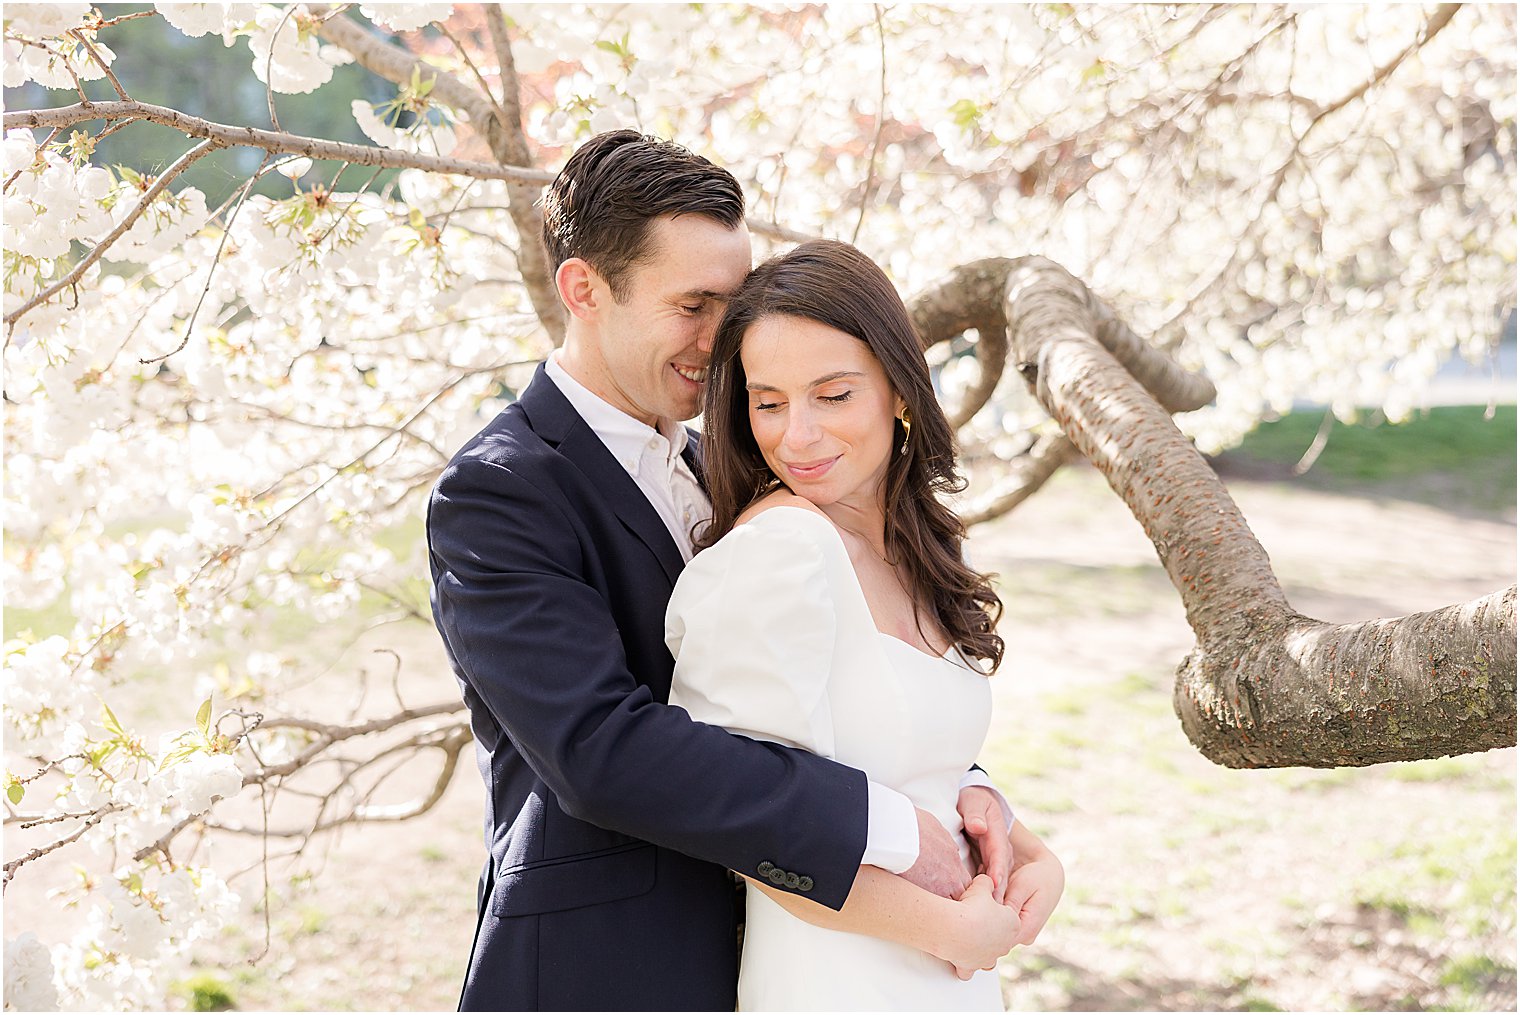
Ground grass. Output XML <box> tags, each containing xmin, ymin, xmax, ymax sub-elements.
<box><xmin>173</xmin><ymin>973</ymin><xmax>236</xmax><ymax>1012</ymax></box>
<box><xmin>1223</xmin><ymin>404</ymin><xmax>1517</xmax><ymax>512</ymax></box>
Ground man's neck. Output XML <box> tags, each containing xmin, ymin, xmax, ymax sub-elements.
<box><xmin>553</xmin><ymin>345</ymin><xmax>658</xmax><ymax>430</ymax></box>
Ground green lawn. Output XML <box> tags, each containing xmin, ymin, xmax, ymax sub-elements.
<box><xmin>1220</xmin><ymin>405</ymin><xmax>1517</xmax><ymax>512</ymax></box>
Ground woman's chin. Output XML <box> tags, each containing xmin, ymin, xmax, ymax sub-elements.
<box><xmin>781</xmin><ymin>482</ymin><xmax>832</xmax><ymax>506</ymax></box>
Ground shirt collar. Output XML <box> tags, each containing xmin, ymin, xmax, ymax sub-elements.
<box><xmin>545</xmin><ymin>353</ymin><xmax>689</xmax><ymax>476</ymax></box>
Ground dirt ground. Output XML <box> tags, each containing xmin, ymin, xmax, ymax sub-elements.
<box><xmin>8</xmin><ymin>463</ymin><xmax>1516</xmax><ymax>1012</ymax></box>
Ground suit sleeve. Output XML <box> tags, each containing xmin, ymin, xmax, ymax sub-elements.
<box><xmin>428</xmin><ymin>458</ymin><xmax>867</xmax><ymax>909</ymax></box>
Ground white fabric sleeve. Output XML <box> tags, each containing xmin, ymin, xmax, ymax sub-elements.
<box><xmin>862</xmin><ymin>781</ymin><xmax>919</xmax><ymax>873</ymax></box>
<box><xmin>958</xmin><ymin>769</ymin><xmax>1017</xmax><ymax>832</ymax></box>
<box><xmin>666</xmin><ymin>514</ymin><xmax>839</xmax><ymax>756</ymax></box>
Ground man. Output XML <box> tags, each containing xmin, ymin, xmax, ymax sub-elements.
<box><xmin>428</xmin><ymin>130</ymin><xmax>1025</xmax><ymax>1012</ymax></box>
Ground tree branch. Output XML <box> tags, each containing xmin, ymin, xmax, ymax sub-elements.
<box><xmin>960</xmin><ymin>433</ymin><xmax>1081</xmax><ymax>526</ymax></box>
<box><xmin>4</xmin><ymin>804</ymin><xmax>124</xmax><ymax>890</ymax></box>
<box><xmin>68</xmin><ymin>28</ymin><xmax>128</xmax><ymax>100</ymax></box>
<box><xmin>850</xmin><ymin>4</ymin><xmax>888</xmax><ymax>245</ymax></box>
<box><xmin>482</xmin><ymin>7</ymin><xmax>564</xmax><ymax>344</ymax></box>
<box><xmin>4</xmin><ymin>137</ymin><xmax>221</xmax><ymax>329</ymax></box>
<box><xmin>999</xmin><ymin>255</ymin><xmax>1515</xmax><ymax>767</ymax></box>
<box><xmin>1150</xmin><ymin>3</ymin><xmax>1463</xmax><ymax>339</ymax></box>
<box><xmin>140</xmin><ymin>153</ymin><xmax>269</xmax><ymax>365</ymax></box>
<box><xmin>2</xmin><ymin>101</ymin><xmax>553</xmax><ymax>184</ymax></box>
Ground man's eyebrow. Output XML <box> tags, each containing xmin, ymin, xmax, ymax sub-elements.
<box><xmin>678</xmin><ymin>288</ymin><xmax>731</xmax><ymax>301</ymax></box>
<box><xmin>745</xmin><ymin>370</ymin><xmax>865</xmax><ymax>392</ymax></box>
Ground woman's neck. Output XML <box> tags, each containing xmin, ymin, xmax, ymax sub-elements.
<box><xmin>821</xmin><ymin>495</ymin><xmax>887</xmax><ymax>555</ymax></box>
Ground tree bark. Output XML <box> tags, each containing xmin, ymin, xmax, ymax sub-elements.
<box><xmin>914</xmin><ymin>254</ymin><xmax>1517</xmax><ymax>767</ymax></box>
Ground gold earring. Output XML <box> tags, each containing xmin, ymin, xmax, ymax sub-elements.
<box><xmin>899</xmin><ymin>408</ymin><xmax>912</xmax><ymax>456</ymax></box>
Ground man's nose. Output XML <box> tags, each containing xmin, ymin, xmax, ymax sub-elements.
<box><xmin>695</xmin><ymin>321</ymin><xmax>717</xmax><ymax>357</ymax></box>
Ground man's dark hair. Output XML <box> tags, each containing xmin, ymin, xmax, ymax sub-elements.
<box><xmin>541</xmin><ymin>129</ymin><xmax>745</xmax><ymax>302</ymax></box>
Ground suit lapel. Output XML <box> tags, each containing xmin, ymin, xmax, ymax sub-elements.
<box><xmin>519</xmin><ymin>366</ymin><xmax>687</xmax><ymax>587</ymax></box>
<box><xmin>681</xmin><ymin>429</ymin><xmax>707</xmax><ymax>496</ymax></box>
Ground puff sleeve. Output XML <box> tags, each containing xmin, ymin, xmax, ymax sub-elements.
<box><xmin>666</xmin><ymin>509</ymin><xmax>839</xmax><ymax>758</ymax></box>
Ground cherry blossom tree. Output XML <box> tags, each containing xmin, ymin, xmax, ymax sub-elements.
<box><xmin>2</xmin><ymin>3</ymin><xmax>1514</xmax><ymax>1009</ymax></box>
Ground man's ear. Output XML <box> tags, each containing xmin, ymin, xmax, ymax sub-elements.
<box><xmin>555</xmin><ymin>258</ymin><xmax>604</xmax><ymax>321</ymax></box>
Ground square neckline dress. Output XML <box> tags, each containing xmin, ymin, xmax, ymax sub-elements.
<box><xmin>666</xmin><ymin>506</ymin><xmax>1004</xmax><ymax>1012</ymax></box>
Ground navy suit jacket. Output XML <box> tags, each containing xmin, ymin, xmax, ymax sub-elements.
<box><xmin>427</xmin><ymin>365</ymin><xmax>870</xmax><ymax>1011</ymax></box>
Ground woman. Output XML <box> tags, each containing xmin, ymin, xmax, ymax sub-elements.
<box><xmin>665</xmin><ymin>240</ymin><xmax>1063</xmax><ymax>1010</ymax></box>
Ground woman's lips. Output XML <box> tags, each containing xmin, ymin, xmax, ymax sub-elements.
<box><xmin>783</xmin><ymin>456</ymin><xmax>839</xmax><ymax>480</ymax></box>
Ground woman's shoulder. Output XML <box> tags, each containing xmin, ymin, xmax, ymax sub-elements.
<box><xmin>682</xmin><ymin>492</ymin><xmax>843</xmax><ymax>590</ymax></box>
<box><xmin>735</xmin><ymin>489</ymin><xmax>832</xmax><ymax>530</ymax></box>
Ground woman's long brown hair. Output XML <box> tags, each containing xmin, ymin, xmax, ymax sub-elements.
<box><xmin>697</xmin><ymin>240</ymin><xmax>1005</xmax><ymax>673</ymax></box>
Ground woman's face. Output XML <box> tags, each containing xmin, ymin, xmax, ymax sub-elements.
<box><xmin>740</xmin><ymin>314</ymin><xmax>903</xmax><ymax>512</ymax></box>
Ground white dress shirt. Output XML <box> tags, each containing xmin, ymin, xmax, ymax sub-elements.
<box><xmin>543</xmin><ymin>355</ymin><xmax>1010</xmax><ymax>872</ymax></box>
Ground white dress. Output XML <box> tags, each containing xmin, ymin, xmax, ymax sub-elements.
<box><xmin>665</xmin><ymin>506</ymin><xmax>1004</xmax><ymax>1012</ymax></box>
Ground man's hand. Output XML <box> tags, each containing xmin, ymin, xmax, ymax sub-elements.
<box><xmin>898</xmin><ymin>806</ymin><xmax>971</xmax><ymax>900</ymax></box>
<box><xmin>958</xmin><ymin>785</ymin><xmax>1013</xmax><ymax>904</ymax></box>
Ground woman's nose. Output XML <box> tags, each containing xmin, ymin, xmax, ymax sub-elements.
<box><xmin>782</xmin><ymin>407</ymin><xmax>821</xmax><ymax>449</ymax></box>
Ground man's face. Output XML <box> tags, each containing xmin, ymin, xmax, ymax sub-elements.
<box><xmin>581</xmin><ymin>215</ymin><xmax>753</xmax><ymax>425</ymax></box>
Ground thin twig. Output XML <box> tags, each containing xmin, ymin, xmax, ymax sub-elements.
<box><xmin>30</xmin><ymin>36</ymin><xmax>95</xmax><ymax>104</ymax></box>
<box><xmin>4</xmin><ymin>804</ymin><xmax>124</xmax><ymax>890</ymax></box>
<box><xmin>851</xmin><ymin>4</ymin><xmax>889</xmax><ymax>246</ymax></box>
<box><xmin>4</xmin><ymin>137</ymin><xmax>221</xmax><ymax>329</ymax></box>
<box><xmin>93</xmin><ymin>10</ymin><xmax>158</xmax><ymax>29</ymax></box>
<box><xmin>141</xmin><ymin>153</ymin><xmax>270</xmax><ymax>365</ymax></box>
<box><xmin>65</xmin><ymin>619</ymin><xmax>127</xmax><ymax>680</ymax></box>
<box><xmin>437</xmin><ymin>23</ymin><xmax>511</xmax><ymax>129</ymax></box>
<box><xmin>437</xmin><ymin>177</ymin><xmax>477</xmax><ymax>235</ymax></box>
<box><xmin>374</xmin><ymin>648</ymin><xmax>407</xmax><ymax>712</ymax></box>
<box><xmin>68</xmin><ymin>29</ymin><xmax>129</xmax><ymax>100</ymax></box>
<box><xmin>1292</xmin><ymin>408</ymin><xmax>1337</xmax><ymax>476</ymax></box>
<box><xmin>263</xmin><ymin>4</ymin><xmax>300</xmax><ymax>133</ymax></box>
<box><xmin>309</xmin><ymin>164</ymin><xmax>383</xmax><ymax>249</ymax></box>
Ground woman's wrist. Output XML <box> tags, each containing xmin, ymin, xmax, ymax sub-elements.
<box><xmin>915</xmin><ymin>892</ymin><xmax>967</xmax><ymax>963</ymax></box>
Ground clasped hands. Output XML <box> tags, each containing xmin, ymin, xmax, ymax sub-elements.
<box><xmin>900</xmin><ymin>787</ymin><xmax>1066</xmax><ymax>980</ymax></box>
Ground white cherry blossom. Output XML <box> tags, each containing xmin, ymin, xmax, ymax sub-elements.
<box><xmin>359</xmin><ymin>3</ymin><xmax>454</xmax><ymax>33</ymax></box>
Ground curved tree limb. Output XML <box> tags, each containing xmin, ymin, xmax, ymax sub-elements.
<box><xmin>908</xmin><ymin>257</ymin><xmax>1018</xmax><ymax>425</ymax></box>
<box><xmin>907</xmin><ymin>257</ymin><xmax>1215</xmax><ymax>515</ymax></box>
<box><xmin>998</xmin><ymin>255</ymin><xmax>1515</xmax><ymax>767</ymax></box>
<box><xmin>3</xmin><ymin>101</ymin><xmax>549</xmax><ymax>183</ymax></box>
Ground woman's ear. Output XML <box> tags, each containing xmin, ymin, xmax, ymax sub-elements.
<box><xmin>895</xmin><ymin>395</ymin><xmax>908</xmax><ymax>420</ymax></box>
<box><xmin>555</xmin><ymin>258</ymin><xmax>604</xmax><ymax>321</ymax></box>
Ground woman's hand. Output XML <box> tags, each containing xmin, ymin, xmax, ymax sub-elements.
<box><xmin>1003</xmin><ymin>821</ymin><xmax>1065</xmax><ymax>945</ymax></box>
<box><xmin>932</xmin><ymin>874</ymin><xmax>1021</xmax><ymax>980</ymax></box>
<box><xmin>1003</xmin><ymin>853</ymin><xmax>1064</xmax><ymax>945</ymax></box>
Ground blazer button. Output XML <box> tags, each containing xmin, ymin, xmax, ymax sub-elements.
<box><xmin>768</xmin><ymin>868</ymin><xmax>786</xmax><ymax>886</ymax></box>
<box><xmin>798</xmin><ymin>876</ymin><xmax>814</xmax><ymax>892</ymax></box>
<box><xmin>784</xmin><ymin>871</ymin><xmax>801</xmax><ymax>889</ymax></box>
<box><xmin>757</xmin><ymin>861</ymin><xmax>774</xmax><ymax>877</ymax></box>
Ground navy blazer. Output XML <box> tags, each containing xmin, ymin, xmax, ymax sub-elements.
<box><xmin>428</xmin><ymin>365</ymin><xmax>870</xmax><ymax>1011</ymax></box>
